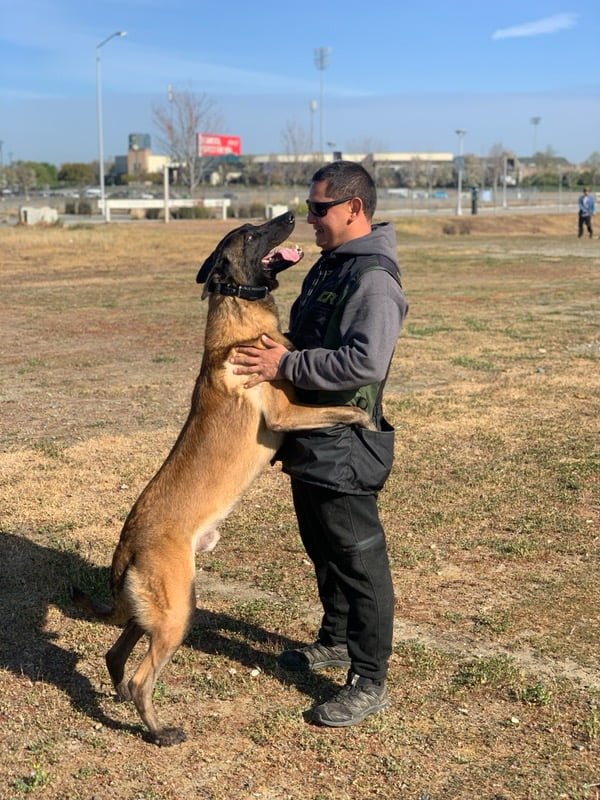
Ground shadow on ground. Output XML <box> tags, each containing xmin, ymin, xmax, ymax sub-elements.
<box><xmin>0</xmin><ymin>531</ymin><xmax>334</xmax><ymax>740</ymax></box>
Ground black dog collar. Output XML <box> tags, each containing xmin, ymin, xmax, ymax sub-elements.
<box><xmin>207</xmin><ymin>281</ymin><xmax>269</xmax><ymax>300</ymax></box>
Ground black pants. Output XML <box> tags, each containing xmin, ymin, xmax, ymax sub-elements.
<box><xmin>578</xmin><ymin>213</ymin><xmax>593</xmax><ymax>237</ymax></box>
<box><xmin>291</xmin><ymin>478</ymin><xmax>394</xmax><ymax>681</ymax></box>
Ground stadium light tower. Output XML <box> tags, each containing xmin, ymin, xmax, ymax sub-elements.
<box><xmin>530</xmin><ymin>116</ymin><xmax>541</xmax><ymax>157</ymax></box>
<box><xmin>314</xmin><ymin>47</ymin><xmax>331</xmax><ymax>157</ymax></box>
<box><xmin>96</xmin><ymin>31</ymin><xmax>127</xmax><ymax>220</ymax></box>
<box><xmin>455</xmin><ymin>128</ymin><xmax>467</xmax><ymax>216</ymax></box>
<box><xmin>309</xmin><ymin>99</ymin><xmax>318</xmax><ymax>155</ymax></box>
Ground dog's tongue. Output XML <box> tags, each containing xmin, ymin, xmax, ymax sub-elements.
<box><xmin>262</xmin><ymin>245</ymin><xmax>304</xmax><ymax>274</ymax></box>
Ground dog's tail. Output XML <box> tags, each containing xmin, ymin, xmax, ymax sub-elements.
<box><xmin>70</xmin><ymin>586</ymin><xmax>116</xmax><ymax>621</ymax></box>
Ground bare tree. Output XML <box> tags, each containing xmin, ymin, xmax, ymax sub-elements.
<box><xmin>12</xmin><ymin>162</ymin><xmax>36</xmax><ymax>196</ymax></box>
<box><xmin>280</xmin><ymin>121</ymin><xmax>313</xmax><ymax>186</ymax></box>
<box><xmin>485</xmin><ymin>143</ymin><xmax>519</xmax><ymax>198</ymax></box>
<box><xmin>346</xmin><ymin>136</ymin><xmax>386</xmax><ymax>155</ymax></box>
<box><xmin>153</xmin><ymin>88</ymin><xmax>222</xmax><ymax>193</ymax></box>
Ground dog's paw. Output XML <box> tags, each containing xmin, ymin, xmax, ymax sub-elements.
<box><xmin>153</xmin><ymin>726</ymin><xmax>187</xmax><ymax>747</ymax></box>
<box><xmin>115</xmin><ymin>683</ymin><xmax>132</xmax><ymax>703</ymax></box>
<box><xmin>354</xmin><ymin>411</ymin><xmax>375</xmax><ymax>430</ymax></box>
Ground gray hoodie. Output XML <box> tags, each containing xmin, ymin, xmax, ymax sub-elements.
<box><xmin>278</xmin><ymin>222</ymin><xmax>408</xmax><ymax>392</ymax></box>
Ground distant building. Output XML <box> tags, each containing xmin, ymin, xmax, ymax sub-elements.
<box><xmin>111</xmin><ymin>139</ymin><xmax>457</xmax><ymax>185</ymax></box>
<box><xmin>250</xmin><ymin>151</ymin><xmax>454</xmax><ymax>168</ymax></box>
<box><xmin>127</xmin><ymin>134</ymin><xmax>170</xmax><ymax>178</ymax></box>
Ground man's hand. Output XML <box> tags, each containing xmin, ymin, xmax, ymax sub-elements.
<box><xmin>230</xmin><ymin>334</ymin><xmax>288</xmax><ymax>388</ymax></box>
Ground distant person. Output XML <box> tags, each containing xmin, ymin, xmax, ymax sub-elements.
<box><xmin>578</xmin><ymin>187</ymin><xmax>595</xmax><ymax>238</ymax></box>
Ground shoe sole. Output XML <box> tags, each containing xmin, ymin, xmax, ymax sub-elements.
<box><xmin>309</xmin><ymin>697</ymin><xmax>391</xmax><ymax>727</ymax></box>
<box><xmin>278</xmin><ymin>656</ymin><xmax>351</xmax><ymax>672</ymax></box>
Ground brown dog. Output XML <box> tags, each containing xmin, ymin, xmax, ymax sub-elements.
<box><xmin>73</xmin><ymin>212</ymin><xmax>372</xmax><ymax>746</ymax></box>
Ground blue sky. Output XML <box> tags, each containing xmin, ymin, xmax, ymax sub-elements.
<box><xmin>1</xmin><ymin>0</ymin><xmax>598</xmax><ymax>167</ymax></box>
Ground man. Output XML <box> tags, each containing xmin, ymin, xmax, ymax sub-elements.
<box><xmin>578</xmin><ymin>187</ymin><xmax>595</xmax><ymax>238</ymax></box>
<box><xmin>231</xmin><ymin>161</ymin><xmax>408</xmax><ymax>726</ymax></box>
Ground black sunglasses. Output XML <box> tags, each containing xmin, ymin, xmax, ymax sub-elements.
<box><xmin>306</xmin><ymin>195</ymin><xmax>354</xmax><ymax>218</ymax></box>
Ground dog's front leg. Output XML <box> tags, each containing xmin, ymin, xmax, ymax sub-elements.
<box><xmin>262</xmin><ymin>384</ymin><xmax>374</xmax><ymax>432</ymax></box>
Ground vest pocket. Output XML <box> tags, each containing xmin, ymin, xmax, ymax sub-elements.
<box><xmin>280</xmin><ymin>424</ymin><xmax>353</xmax><ymax>488</ymax></box>
<box><xmin>280</xmin><ymin>419</ymin><xmax>395</xmax><ymax>494</ymax></box>
<box><xmin>350</xmin><ymin>417</ymin><xmax>395</xmax><ymax>492</ymax></box>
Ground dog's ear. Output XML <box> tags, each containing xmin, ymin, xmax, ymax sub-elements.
<box><xmin>196</xmin><ymin>250</ymin><xmax>224</xmax><ymax>299</ymax></box>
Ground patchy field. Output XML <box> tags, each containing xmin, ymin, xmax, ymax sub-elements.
<box><xmin>0</xmin><ymin>216</ymin><xmax>599</xmax><ymax>799</ymax></box>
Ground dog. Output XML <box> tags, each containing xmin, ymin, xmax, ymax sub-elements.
<box><xmin>73</xmin><ymin>212</ymin><xmax>372</xmax><ymax>746</ymax></box>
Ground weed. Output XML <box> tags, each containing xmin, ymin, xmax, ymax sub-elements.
<box><xmin>450</xmin><ymin>355</ymin><xmax>497</xmax><ymax>371</ymax></box>
<box><xmin>504</xmin><ymin>326</ymin><xmax>533</xmax><ymax>340</ymax></box>
<box><xmin>514</xmin><ymin>682</ymin><xmax>553</xmax><ymax>706</ymax></box>
<box><xmin>452</xmin><ymin>655</ymin><xmax>520</xmax><ymax>690</ymax></box>
<box><xmin>492</xmin><ymin>537</ymin><xmax>537</xmax><ymax>558</ymax></box>
<box><xmin>192</xmin><ymin>669</ymin><xmax>238</xmax><ymax>700</ymax></box>
<box><xmin>474</xmin><ymin>610</ymin><xmax>511</xmax><ymax>634</ymax></box>
<box><xmin>152</xmin><ymin>680</ymin><xmax>166</xmax><ymax>701</ymax></box>
<box><xmin>406</xmin><ymin>323</ymin><xmax>453</xmax><ymax>337</ymax></box>
<box><xmin>13</xmin><ymin>764</ymin><xmax>48</xmax><ymax>793</ymax></box>
<box><xmin>443</xmin><ymin>611</ymin><xmax>464</xmax><ymax>624</ymax></box>
<box><xmin>464</xmin><ymin>316</ymin><xmax>489</xmax><ymax>332</ymax></box>
<box><xmin>151</xmin><ymin>353</ymin><xmax>177</xmax><ymax>364</ymax></box>
<box><xmin>17</xmin><ymin>358</ymin><xmax>47</xmax><ymax>374</ymax></box>
<box><xmin>394</xmin><ymin>640</ymin><xmax>448</xmax><ymax>678</ymax></box>
<box><xmin>32</xmin><ymin>440</ymin><xmax>65</xmax><ymax>460</ymax></box>
<box><xmin>583</xmin><ymin>707</ymin><xmax>600</xmax><ymax>742</ymax></box>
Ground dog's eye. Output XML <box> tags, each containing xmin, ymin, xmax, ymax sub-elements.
<box><xmin>245</xmin><ymin>233</ymin><xmax>254</xmax><ymax>242</ymax></box>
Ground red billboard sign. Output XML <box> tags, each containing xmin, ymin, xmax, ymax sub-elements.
<box><xmin>197</xmin><ymin>133</ymin><xmax>242</xmax><ymax>157</ymax></box>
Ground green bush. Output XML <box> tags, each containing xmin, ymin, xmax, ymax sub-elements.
<box><xmin>171</xmin><ymin>206</ymin><xmax>212</xmax><ymax>219</ymax></box>
<box><xmin>237</xmin><ymin>202</ymin><xmax>266</xmax><ymax>219</ymax></box>
<box><xmin>64</xmin><ymin>200</ymin><xmax>93</xmax><ymax>215</ymax></box>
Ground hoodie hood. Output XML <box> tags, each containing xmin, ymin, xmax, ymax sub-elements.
<box><xmin>326</xmin><ymin>222</ymin><xmax>399</xmax><ymax>267</ymax></box>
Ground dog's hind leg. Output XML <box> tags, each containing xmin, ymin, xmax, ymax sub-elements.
<box><xmin>106</xmin><ymin>619</ymin><xmax>145</xmax><ymax>702</ymax></box>
<box><xmin>128</xmin><ymin>620</ymin><xmax>190</xmax><ymax>746</ymax></box>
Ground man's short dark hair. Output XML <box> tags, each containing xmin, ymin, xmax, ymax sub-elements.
<box><xmin>311</xmin><ymin>160</ymin><xmax>377</xmax><ymax>220</ymax></box>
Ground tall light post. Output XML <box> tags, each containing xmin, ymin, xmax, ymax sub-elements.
<box><xmin>96</xmin><ymin>31</ymin><xmax>127</xmax><ymax>220</ymax></box>
<box><xmin>314</xmin><ymin>47</ymin><xmax>331</xmax><ymax>157</ymax></box>
<box><xmin>455</xmin><ymin>128</ymin><xmax>467</xmax><ymax>216</ymax></box>
<box><xmin>530</xmin><ymin>116</ymin><xmax>541</xmax><ymax>157</ymax></box>
<box><xmin>309</xmin><ymin>99</ymin><xmax>317</xmax><ymax>156</ymax></box>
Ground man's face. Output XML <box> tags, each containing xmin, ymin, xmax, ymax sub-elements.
<box><xmin>306</xmin><ymin>180</ymin><xmax>355</xmax><ymax>252</ymax></box>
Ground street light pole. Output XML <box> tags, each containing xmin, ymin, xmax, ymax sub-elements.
<box><xmin>455</xmin><ymin>128</ymin><xmax>467</xmax><ymax>216</ymax></box>
<box><xmin>314</xmin><ymin>47</ymin><xmax>331</xmax><ymax>158</ymax></box>
<box><xmin>309</xmin><ymin>99</ymin><xmax>317</xmax><ymax>156</ymax></box>
<box><xmin>96</xmin><ymin>31</ymin><xmax>127</xmax><ymax>221</ymax></box>
<box><xmin>530</xmin><ymin>116</ymin><xmax>541</xmax><ymax>157</ymax></box>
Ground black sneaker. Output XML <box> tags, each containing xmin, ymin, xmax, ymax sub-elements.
<box><xmin>278</xmin><ymin>641</ymin><xmax>351</xmax><ymax>672</ymax></box>
<box><xmin>308</xmin><ymin>672</ymin><xmax>390</xmax><ymax>727</ymax></box>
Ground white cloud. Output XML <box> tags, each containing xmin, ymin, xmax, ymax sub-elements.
<box><xmin>492</xmin><ymin>13</ymin><xmax>578</xmax><ymax>40</ymax></box>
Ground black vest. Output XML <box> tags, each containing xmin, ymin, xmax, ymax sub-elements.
<box><xmin>288</xmin><ymin>251</ymin><xmax>401</xmax><ymax>418</ymax></box>
<box><xmin>278</xmin><ymin>252</ymin><xmax>401</xmax><ymax>494</ymax></box>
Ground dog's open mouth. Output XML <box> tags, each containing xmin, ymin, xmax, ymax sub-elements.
<box><xmin>261</xmin><ymin>245</ymin><xmax>304</xmax><ymax>275</ymax></box>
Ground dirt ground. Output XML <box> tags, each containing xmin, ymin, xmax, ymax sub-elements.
<box><xmin>0</xmin><ymin>214</ymin><xmax>599</xmax><ymax>799</ymax></box>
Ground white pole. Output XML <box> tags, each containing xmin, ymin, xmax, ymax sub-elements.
<box><xmin>163</xmin><ymin>163</ymin><xmax>170</xmax><ymax>224</ymax></box>
<box><xmin>502</xmin><ymin>156</ymin><xmax>508</xmax><ymax>208</ymax></box>
<box><xmin>309</xmin><ymin>99</ymin><xmax>317</xmax><ymax>156</ymax></box>
<box><xmin>96</xmin><ymin>31</ymin><xmax>127</xmax><ymax>221</ymax></box>
<box><xmin>455</xmin><ymin>129</ymin><xmax>466</xmax><ymax>216</ymax></box>
<box><xmin>314</xmin><ymin>48</ymin><xmax>330</xmax><ymax>158</ymax></box>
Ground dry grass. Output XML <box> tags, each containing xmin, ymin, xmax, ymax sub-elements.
<box><xmin>0</xmin><ymin>215</ymin><xmax>599</xmax><ymax>799</ymax></box>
